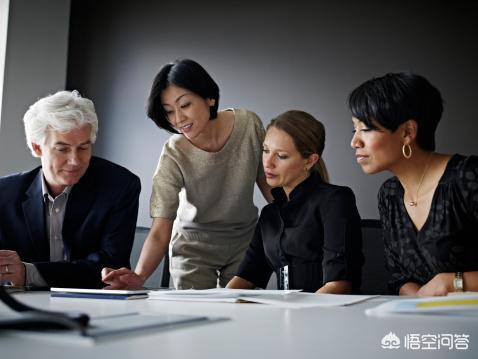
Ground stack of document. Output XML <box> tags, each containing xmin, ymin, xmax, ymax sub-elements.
<box><xmin>149</xmin><ymin>288</ymin><xmax>376</xmax><ymax>309</ymax></box>
<box><xmin>366</xmin><ymin>293</ymin><xmax>478</xmax><ymax>317</ymax></box>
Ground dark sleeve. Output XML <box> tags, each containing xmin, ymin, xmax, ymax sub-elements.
<box><xmin>35</xmin><ymin>174</ymin><xmax>141</xmax><ymax>289</ymax></box>
<box><xmin>457</xmin><ymin>155</ymin><xmax>478</xmax><ymax>220</ymax></box>
<box><xmin>383</xmin><ymin>235</ymin><xmax>411</xmax><ymax>295</ymax></box>
<box><xmin>378</xmin><ymin>186</ymin><xmax>410</xmax><ymax>295</ymax></box>
<box><xmin>321</xmin><ymin>187</ymin><xmax>363</xmax><ymax>288</ymax></box>
<box><xmin>235</xmin><ymin>219</ymin><xmax>273</xmax><ymax>289</ymax></box>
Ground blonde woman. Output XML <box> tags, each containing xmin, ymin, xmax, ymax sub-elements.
<box><xmin>228</xmin><ymin>111</ymin><xmax>363</xmax><ymax>293</ymax></box>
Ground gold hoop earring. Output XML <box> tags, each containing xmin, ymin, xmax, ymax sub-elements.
<box><xmin>402</xmin><ymin>144</ymin><xmax>412</xmax><ymax>159</ymax></box>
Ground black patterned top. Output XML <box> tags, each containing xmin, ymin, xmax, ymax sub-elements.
<box><xmin>378</xmin><ymin>154</ymin><xmax>478</xmax><ymax>294</ymax></box>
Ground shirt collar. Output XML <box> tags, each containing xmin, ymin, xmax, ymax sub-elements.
<box><xmin>271</xmin><ymin>172</ymin><xmax>321</xmax><ymax>204</ymax></box>
<box><xmin>40</xmin><ymin>169</ymin><xmax>73</xmax><ymax>202</ymax></box>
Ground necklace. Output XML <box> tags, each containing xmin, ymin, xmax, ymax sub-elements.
<box><xmin>406</xmin><ymin>152</ymin><xmax>434</xmax><ymax>207</ymax></box>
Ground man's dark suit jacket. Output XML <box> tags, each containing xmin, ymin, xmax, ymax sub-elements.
<box><xmin>0</xmin><ymin>156</ymin><xmax>141</xmax><ymax>288</ymax></box>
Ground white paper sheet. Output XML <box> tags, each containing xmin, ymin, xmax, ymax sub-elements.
<box><xmin>149</xmin><ymin>289</ymin><xmax>376</xmax><ymax>308</ymax></box>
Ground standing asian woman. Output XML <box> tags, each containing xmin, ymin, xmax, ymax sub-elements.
<box><xmin>102</xmin><ymin>59</ymin><xmax>271</xmax><ymax>289</ymax></box>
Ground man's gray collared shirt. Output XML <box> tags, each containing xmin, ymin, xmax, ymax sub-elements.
<box><xmin>41</xmin><ymin>173</ymin><xmax>73</xmax><ymax>262</ymax></box>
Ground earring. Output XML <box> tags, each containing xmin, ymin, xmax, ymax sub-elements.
<box><xmin>402</xmin><ymin>144</ymin><xmax>412</xmax><ymax>159</ymax></box>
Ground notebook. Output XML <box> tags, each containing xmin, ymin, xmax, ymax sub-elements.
<box><xmin>50</xmin><ymin>287</ymin><xmax>149</xmax><ymax>300</ymax></box>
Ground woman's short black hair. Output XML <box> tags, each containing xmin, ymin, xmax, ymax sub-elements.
<box><xmin>347</xmin><ymin>72</ymin><xmax>443</xmax><ymax>151</ymax></box>
<box><xmin>147</xmin><ymin>58</ymin><xmax>220</xmax><ymax>133</ymax></box>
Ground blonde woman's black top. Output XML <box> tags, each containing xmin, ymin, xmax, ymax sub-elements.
<box><xmin>379</xmin><ymin>154</ymin><xmax>478</xmax><ymax>294</ymax></box>
<box><xmin>236</xmin><ymin>173</ymin><xmax>364</xmax><ymax>293</ymax></box>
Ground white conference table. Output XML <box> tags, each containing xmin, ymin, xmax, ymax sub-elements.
<box><xmin>0</xmin><ymin>291</ymin><xmax>476</xmax><ymax>359</ymax></box>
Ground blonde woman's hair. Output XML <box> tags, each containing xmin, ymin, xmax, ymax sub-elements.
<box><xmin>267</xmin><ymin>110</ymin><xmax>329</xmax><ymax>183</ymax></box>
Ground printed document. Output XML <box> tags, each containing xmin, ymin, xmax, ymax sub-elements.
<box><xmin>149</xmin><ymin>288</ymin><xmax>376</xmax><ymax>308</ymax></box>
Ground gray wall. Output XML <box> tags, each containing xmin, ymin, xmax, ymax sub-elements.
<box><xmin>0</xmin><ymin>0</ymin><xmax>10</xmax><ymax>121</ymax></box>
<box><xmin>0</xmin><ymin>0</ymin><xmax>71</xmax><ymax>176</ymax></box>
<box><xmin>66</xmin><ymin>0</ymin><xmax>478</xmax><ymax>226</ymax></box>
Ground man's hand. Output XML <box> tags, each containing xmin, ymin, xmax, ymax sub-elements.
<box><xmin>0</xmin><ymin>250</ymin><xmax>26</xmax><ymax>286</ymax></box>
<box><xmin>101</xmin><ymin>267</ymin><xmax>145</xmax><ymax>290</ymax></box>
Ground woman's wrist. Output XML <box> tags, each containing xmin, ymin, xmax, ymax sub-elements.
<box><xmin>137</xmin><ymin>272</ymin><xmax>147</xmax><ymax>283</ymax></box>
<box><xmin>434</xmin><ymin>272</ymin><xmax>455</xmax><ymax>293</ymax></box>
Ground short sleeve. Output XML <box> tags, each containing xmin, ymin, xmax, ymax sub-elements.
<box><xmin>150</xmin><ymin>145</ymin><xmax>184</xmax><ymax>219</ymax></box>
<box><xmin>248</xmin><ymin>111</ymin><xmax>266</xmax><ymax>183</ymax></box>
<box><xmin>321</xmin><ymin>187</ymin><xmax>363</xmax><ymax>286</ymax></box>
<box><xmin>235</xmin><ymin>219</ymin><xmax>273</xmax><ymax>288</ymax></box>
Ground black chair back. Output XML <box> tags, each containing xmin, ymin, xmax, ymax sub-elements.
<box><xmin>360</xmin><ymin>219</ymin><xmax>392</xmax><ymax>295</ymax></box>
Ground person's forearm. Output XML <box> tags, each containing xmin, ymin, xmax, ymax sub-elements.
<box><xmin>134</xmin><ymin>218</ymin><xmax>173</xmax><ymax>281</ymax></box>
<box><xmin>416</xmin><ymin>271</ymin><xmax>478</xmax><ymax>297</ymax></box>
<box><xmin>462</xmin><ymin>271</ymin><xmax>478</xmax><ymax>292</ymax></box>
<box><xmin>135</xmin><ymin>234</ymin><xmax>169</xmax><ymax>281</ymax></box>
<box><xmin>317</xmin><ymin>280</ymin><xmax>352</xmax><ymax>294</ymax></box>
<box><xmin>226</xmin><ymin>276</ymin><xmax>255</xmax><ymax>289</ymax></box>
